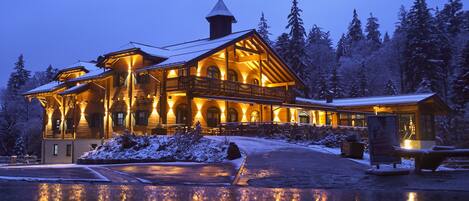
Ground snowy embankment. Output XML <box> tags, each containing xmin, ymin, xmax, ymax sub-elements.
<box><xmin>80</xmin><ymin>133</ymin><xmax>238</xmax><ymax>163</ymax></box>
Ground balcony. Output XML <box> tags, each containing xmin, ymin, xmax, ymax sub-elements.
<box><xmin>166</xmin><ymin>76</ymin><xmax>291</xmax><ymax>103</ymax></box>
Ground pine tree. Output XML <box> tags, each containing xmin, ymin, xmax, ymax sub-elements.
<box><xmin>365</xmin><ymin>13</ymin><xmax>382</xmax><ymax>49</ymax></box>
<box><xmin>336</xmin><ymin>34</ymin><xmax>348</xmax><ymax>60</ymax></box>
<box><xmin>349</xmin><ymin>81</ymin><xmax>360</xmax><ymax>98</ymax></box>
<box><xmin>316</xmin><ymin>71</ymin><xmax>328</xmax><ymax>99</ymax></box>
<box><xmin>257</xmin><ymin>12</ymin><xmax>272</xmax><ymax>45</ymax></box>
<box><xmin>416</xmin><ymin>78</ymin><xmax>433</xmax><ymax>93</ymax></box>
<box><xmin>438</xmin><ymin>0</ymin><xmax>464</xmax><ymax>36</ymax></box>
<box><xmin>286</xmin><ymin>0</ymin><xmax>307</xmax><ymax>79</ymax></box>
<box><xmin>13</xmin><ymin>136</ymin><xmax>25</xmax><ymax>156</ymax></box>
<box><xmin>384</xmin><ymin>80</ymin><xmax>398</xmax><ymax>95</ymax></box>
<box><xmin>383</xmin><ymin>32</ymin><xmax>390</xmax><ymax>44</ymax></box>
<box><xmin>347</xmin><ymin>9</ymin><xmax>364</xmax><ymax>43</ymax></box>
<box><xmin>45</xmin><ymin>65</ymin><xmax>58</xmax><ymax>82</ymax></box>
<box><xmin>452</xmin><ymin>40</ymin><xmax>469</xmax><ymax>114</ymax></box>
<box><xmin>274</xmin><ymin>33</ymin><xmax>290</xmax><ymax>62</ymax></box>
<box><xmin>403</xmin><ymin>0</ymin><xmax>440</xmax><ymax>93</ymax></box>
<box><xmin>329</xmin><ymin>66</ymin><xmax>344</xmax><ymax>98</ymax></box>
<box><xmin>7</xmin><ymin>54</ymin><xmax>30</xmax><ymax>94</ymax></box>
<box><xmin>357</xmin><ymin>64</ymin><xmax>369</xmax><ymax>96</ymax></box>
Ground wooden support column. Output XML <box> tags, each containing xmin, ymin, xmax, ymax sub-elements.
<box><xmin>186</xmin><ymin>65</ymin><xmax>193</xmax><ymax>126</ymax></box>
<box><xmin>61</xmin><ymin>96</ymin><xmax>66</xmax><ymax>139</ymax></box>
<box><xmin>128</xmin><ymin>69</ymin><xmax>134</xmax><ymax>132</ymax></box>
<box><xmin>259</xmin><ymin>55</ymin><xmax>263</xmax><ymax>122</ymax></box>
<box><xmin>160</xmin><ymin>69</ymin><xmax>168</xmax><ymax>125</ymax></box>
<box><xmin>287</xmin><ymin>108</ymin><xmax>291</xmax><ymax>123</ymax></box>
<box><xmin>270</xmin><ymin>105</ymin><xmax>274</xmax><ymax>122</ymax></box>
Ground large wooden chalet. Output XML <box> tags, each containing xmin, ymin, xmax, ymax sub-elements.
<box><xmin>24</xmin><ymin>0</ymin><xmax>449</xmax><ymax>163</ymax></box>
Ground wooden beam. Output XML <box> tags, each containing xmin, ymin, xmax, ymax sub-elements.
<box><xmin>267</xmin><ymin>82</ymin><xmax>296</xmax><ymax>88</ymax></box>
<box><xmin>236</xmin><ymin>54</ymin><xmax>267</xmax><ymax>63</ymax></box>
<box><xmin>234</xmin><ymin>45</ymin><xmax>260</xmax><ymax>54</ymax></box>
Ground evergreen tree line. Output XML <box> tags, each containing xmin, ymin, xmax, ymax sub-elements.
<box><xmin>0</xmin><ymin>54</ymin><xmax>57</xmax><ymax>156</ymax></box>
<box><xmin>258</xmin><ymin>0</ymin><xmax>469</xmax><ymax>144</ymax></box>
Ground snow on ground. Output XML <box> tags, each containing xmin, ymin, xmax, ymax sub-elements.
<box><xmin>206</xmin><ymin>136</ymin><xmax>301</xmax><ymax>155</ymax></box>
<box><xmin>81</xmin><ymin>134</ymin><xmax>230</xmax><ymax>163</ymax></box>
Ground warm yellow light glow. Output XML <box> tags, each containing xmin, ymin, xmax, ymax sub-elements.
<box><xmin>168</xmin><ymin>70</ymin><xmax>178</xmax><ymax>78</ymax></box>
<box><xmin>261</xmin><ymin>74</ymin><xmax>269</xmax><ymax>86</ymax></box>
<box><xmin>241</xmin><ymin>72</ymin><xmax>248</xmax><ymax>84</ymax></box>
<box><xmin>403</xmin><ymin>140</ymin><xmax>415</xmax><ymax>150</ymax></box>
<box><xmin>241</xmin><ymin>104</ymin><xmax>248</xmax><ymax>122</ymax></box>
<box><xmin>273</xmin><ymin>107</ymin><xmax>281</xmax><ymax>122</ymax></box>
<box><xmin>217</xmin><ymin>101</ymin><xmax>226</xmax><ymax>122</ymax></box>
<box><xmin>318</xmin><ymin>111</ymin><xmax>326</xmax><ymax>125</ymax></box>
<box><xmin>194</xmin><ymin>98</ymin><xmax>205</xmax><ymax>122</ymax></box>
<box><xmin>407</xmin><ymin>192</ymin><xmax>417</xmax><ymax>201</ymax></box>
<box><xmin>290</xmin><ymin>108</ymin><xmax>296</xmax><ymax>122</ymax></box>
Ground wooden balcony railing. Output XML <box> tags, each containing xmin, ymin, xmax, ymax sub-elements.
<box><xmin>166</xmin><ymin>76</ymin><xmax>290</xmax><ymax>102</ymax></box>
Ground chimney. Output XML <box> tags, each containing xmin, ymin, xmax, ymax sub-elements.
<box><xmin>206</xmin><ymin>0</ymin><xmax>237</xmax><ymax>39</ymax></box>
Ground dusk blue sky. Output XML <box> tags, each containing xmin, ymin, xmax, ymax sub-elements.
<box><xmin>0</xmin><ymin>0</ymin><xmax>467</xmax><ymax>87</ymax></box>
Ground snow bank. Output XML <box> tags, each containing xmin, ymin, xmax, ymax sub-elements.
<box><xmin>80</xmin><ymin>134</ymin><xmax>230</xmax><ymax>163</ymax></box>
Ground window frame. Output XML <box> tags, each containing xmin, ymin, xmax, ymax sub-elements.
<box><xmin>135</xmin><ymin>110</ymin><xmax>149</xmax><ymax>126</ymax></box>
<box><xmin>53</xmin><ymin>144</ymin><xmax>58</xmax><ymax>156</ymax></box>
<box><xmin>66</xmin><ymin>144</ymin><xmax>72</xmax><ymax>157</ymax></box>
<box><xmin>227</xmin><ymin>108</ymin><xmax>238</xmax><ymax>122</ymax></box>
<box><xmin>207</xmin><ymin>107</ymin><xmax>221</xmax><ymax>127</ymax></box>
<box><xmin>176</xmin><ymin>104</ymin><xmax>188</xmax><ymax>125</ymax></box>
<box><xmin>207</xmin><ymin>66</ymin><xmax>221</xmax><ymax>79</ymax></box>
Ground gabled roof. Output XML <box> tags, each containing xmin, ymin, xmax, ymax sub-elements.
<box><xmin>115</xmin><ymin>42</ymin><xmax>170</xmax><ymax>58</ymax></box>
<box><xmin>138</xmin><ymin>29</ymin><xmax>253</xmax><ymax>71</ymax></box>
<box><xmin>296</xmin><ymin>93</ymin><xmax>446</xmax><ymax>108</ymax></box>
<box><xmin>54</xmin><ymin>61</ymin><xmax>101</xmax><ymax>80</ymax></box>
<box><xmin>206</xmin><ymin>0</ymin><xmax>237</xmax><ymax>22</ymax></box>
<box><xmin>59</xmin><ymin>83</ymin><xmax>90</xmax><ymax>96</ymax></box>
<box><xmin>23</xmin><ymin>81</ymin><xmax>64</xmax><ymax>96</ymax></box>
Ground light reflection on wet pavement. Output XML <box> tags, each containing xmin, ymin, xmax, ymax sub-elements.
<box><xmin>106</xmin><ymin>163</ymin><xmax>236</xmax><ymax>185</ymax></box>
<box><xmin>0</xmin><ymin>182</ymin><xmax>468</xmax><ymax>201</ymax></box>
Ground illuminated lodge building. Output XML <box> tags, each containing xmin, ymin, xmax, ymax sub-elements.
<box><xmin>24</xmin><ymin>0</ymin><xmax>449</xmax><ymax>163</ymax></box>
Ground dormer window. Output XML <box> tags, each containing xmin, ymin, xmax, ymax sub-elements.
<box><xmin>207</xmin><ymin>66</ymin><xmax>220</xmax><ymax>79</ymax></box>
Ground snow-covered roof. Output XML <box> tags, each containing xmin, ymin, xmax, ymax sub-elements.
<box><xmin>140</xmin><ymin>29</ymin><xmax>253</xmax><ymax>71</ymax></box>
<box><xmin>206</xmin><ymin>0</ymin><xmax>236</xmax><ymax>22</ymax></box>
<box><xmin>59</xmin><ymin>83</ymin><xmax>90</xmax><ymax>95</ymax></box>
<box><xmin>68</xmin><ymin>68</ymin><xmax>111</xmax><ymax>83</ymax></box>
<box><xmin>117</xmin><ymin>42</ymin><xmax>170</xmax><ymax>58</ymax></box>
<box><xmin>296</xmin><ymin>93</ymin><xmax>438</xmax><ymax>108</ymax></box>
<box><xmin>57</xmin><ymin>61</ymin><xmax>100</xmax><ymax>74</ymax></box>
<box><xmin>23</xmin><ymin>81</ymin><xmax>64</xmax><ymax>95</ymax></box>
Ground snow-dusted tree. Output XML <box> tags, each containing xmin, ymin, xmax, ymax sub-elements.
<box><xmin>357</xmin><ymin>64</ymin><xmax>369</xmax><ymax>96</ymax></box>
<box><xmin>7</xmin><ymin>55</ymin><xmax>30</xmax><ymax>95</ymax></box>
<box><xmin>315</xmin><ymin>70</ymin><xmax>328</xmax><ymax>99</ymax></box>
<box><xmin>305</xmin><ymin>25</ymin><xmax>336</xmax><ymax>97</ymax></box>
<box><xmin>274</xmin><ymin>33</ymin><xmax>290</xmax><ymax>61</ymax></box>
<box><xmin>403</xmin><ymin>0</ymin><xmax>440</xmax><ymax>93</ymax></box>
<box><xmin>438</xmin><ymin>0</ymin><xmax>464</xmax><ymax>36</ymax></box>
<box><xmin>286</xmin><ymin>0</ymin><xmax>307</xmax><ymax>80</ymax></box>
<box><xmin>349</xmin><ymin>81</ymin><xmax>360</xmax><ymax>98</ymax></box>
<box><xmin>257</xmin><ymin>12</ymin><xmax>273</xmax><ymax>45</ymax></box>
<box><xmin>384</xmin><ymin>80</ymin><xmax>398</xmax><ymax>95</ymax></box>
<box><xmin>13</xmin><ymin>136</ymin><xmax>25</xmax><ymax>156</ymax></box>
<box><xmin>416</xmin><ymin>78</ymin><xmax>433</xmax><ymax>93</ymax></box>
<box><xmin>365</xmin><ymin>13</ymin><xmax>382</xmax><ymax>50</ymax></box>
<box><xmin>336</xmin><ymin>34</ymin><xmax>349</xmax><ymax>60</ymax></box>
<box><xmin>329</xmin><ymin>66</ymin><xmax>345</xmax><ymax>98</ymax></box>
<box><xmin>45</xmin><ymin>65</ymin><xmax>58</xmax><ymax>82</ymax></box>
<box><xmin>383</xmin><ymin>32</ymin><xmax>391</xmax><ymax>44</ymax></box>
<box><xmin>347</xmin><ymin>9</ymin><xmax>364</xmax><ymax>43</ymax></box>
<box><xmin>452</xmin><ymin>40</ymin><xmax>469</xmax><ymax>114</ymax></box>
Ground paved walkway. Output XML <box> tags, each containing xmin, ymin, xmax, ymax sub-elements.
<box><xmin>0</xmin><ymin>136</ymin><xmax>468</xmax><ymax>191</ymax></box>
<box><xmin>214</xmin><ymin>136</ymin><xmax>469</xmax><ymax>191</ymax></box>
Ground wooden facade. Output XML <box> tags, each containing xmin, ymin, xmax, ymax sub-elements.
<box><xmin>23</xmin><ymin>0</ymin><xmax>450</xmax><ymax>163</ymax></box>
